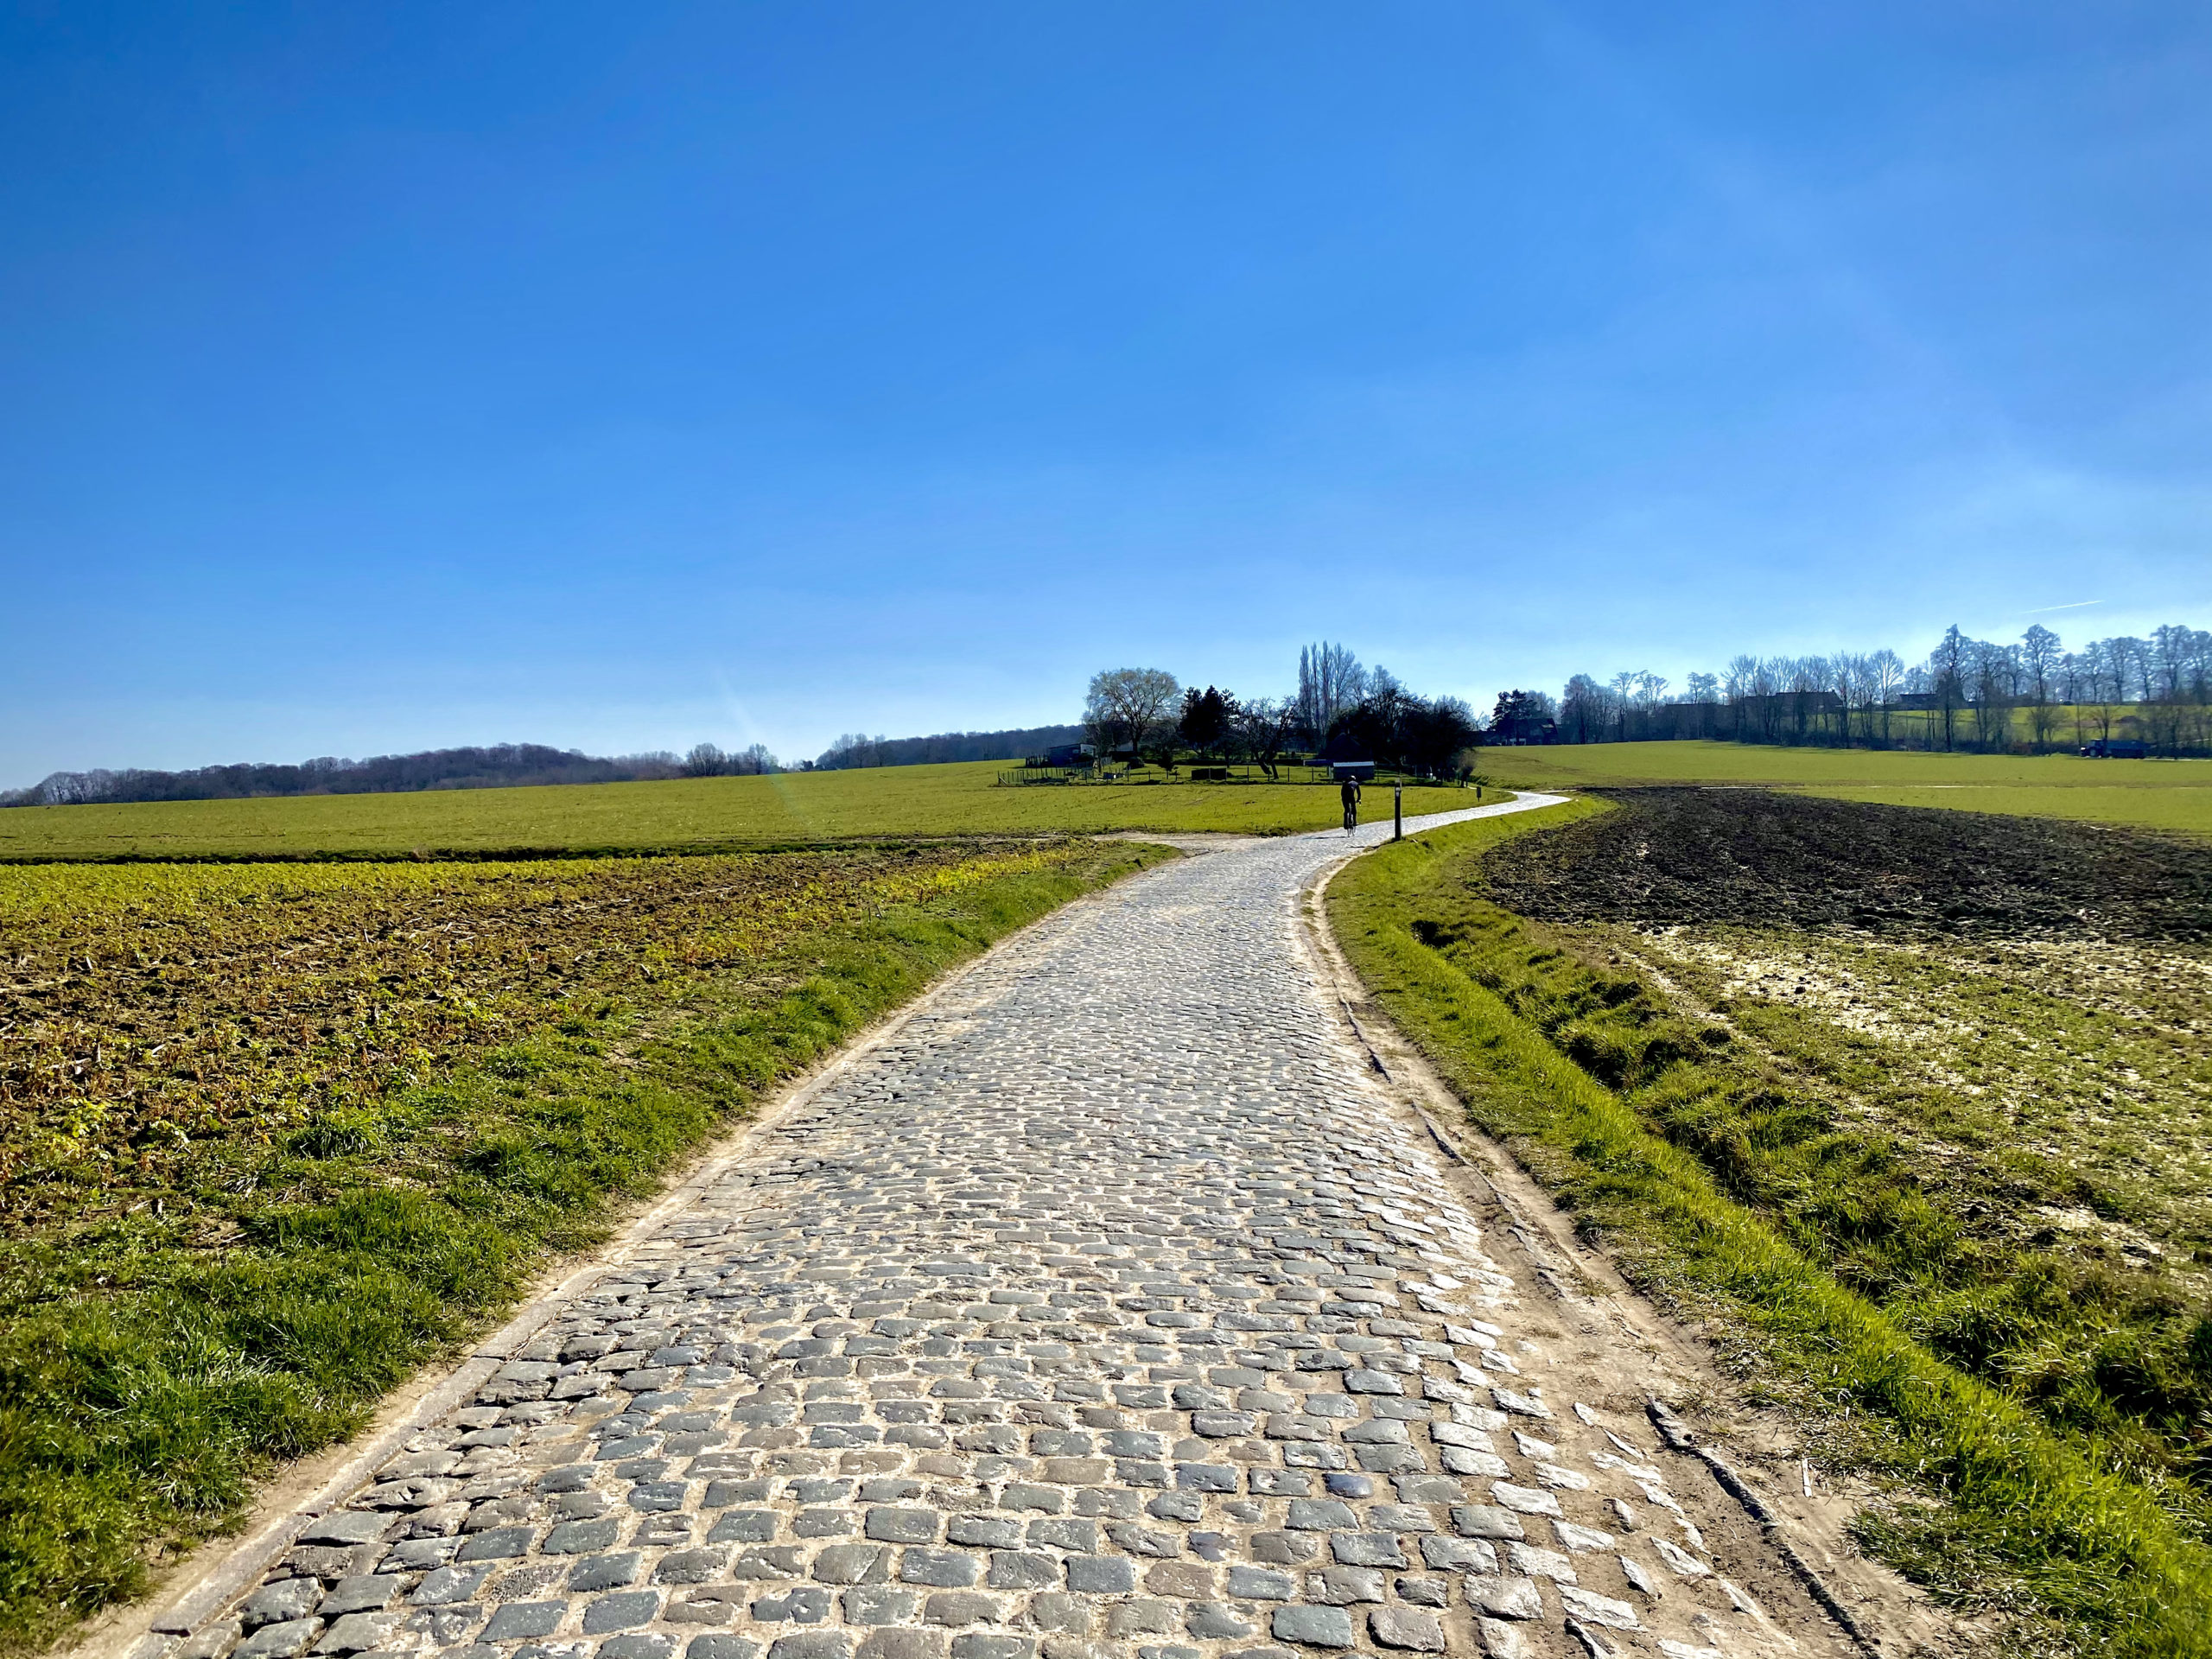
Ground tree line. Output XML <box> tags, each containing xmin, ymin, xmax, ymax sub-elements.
<box><xmin>814</xmin><ymin>725</ymin><xmax>1084</xmax><ymax>770</ymax></box>
<box><xmin>5</xmin><ymin>740</ymin><xmax>783</xmax><ymax>808</ymax></box>
<box><xmin>1080</xmin><ymin>643</ymin><xmax>1483</xmax><ymax>776</ymax></box>
<box><xmin>1551</xmin><ymin>620</ymin><xmax>2212</xmax><ymax>754</ymax></box>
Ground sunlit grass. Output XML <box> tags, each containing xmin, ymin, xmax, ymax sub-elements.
<box><xmin>0</xmin><ymin>761</ymin><xmax>1481</xmax><ymax>861</ymax></box>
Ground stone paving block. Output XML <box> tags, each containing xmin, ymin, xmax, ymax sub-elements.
<box><xmin>866</xmin><ymin>1509</ymin><xmax>941</xmax><ymax>1543</ymax></box>
<box><xmin>308</xmin><ymin>1611</ymin><xmax>399</xmax><ymax>1656</ymax></box>
<box><xmin>234</xmin><ymin>1620</ymin><xmax>320</xmax><ymax>1659</ymax></box>
<box><xmin>1063</xmin><ymin>1555</ymin><xmax>1135</xmax><ymax>1593</ymax></box>
<box><xmin>583</xmin><ymin>1589</ymin><xmax>661</xmax><ymax>1631</ymax></box>
<box><xmin>841</xmin><ymin>1586</ymin><xmax>920</xmax><ymax>1624</ymax></box>
<box><xmin>1008</xmin><ymin>1592</ymin><xmax>1090</xmax><ymax>1638</ymax></box>
<box><xmin>767</xmin><ymin>1637</ymin><xmax>853</xmax><ymax>1659</ymax></box>
<box><xmin>299</xmin><ymin>1513</ymin><xmax>392</xmax><ymax>1547</ymax></box>
<box><xmin>1107</xmin><ymin>1599</ymin><xmax>1181</xmax><ymax>1637</ymax></box>
<box><xmin>1506</xmin><ymin>1542</ymin><xmax>1575</xmax><ymax>1583</ymax></box>
<box><xmin>1327</xmin><ymin>1534</ymin><xmax>1404</xmax><ymax>1568</ymax></box>
<box><xmin>1306</xmin><ymin>1567</ymin><xmax>1385</xmax><ymax>1605</ymax></box>
<box><xmin>240</xmin><ymin>1580</ymin><xmax>320</xmax><ymax>1630</ymax></box>
<box><xmin>1270</xmin><ymin>1605</ymin><xmax>1355</xmax><ymax>1648</ymax></box>
<box><xmin>571</xmin><ymin>1552</ymin><xmax>644</xmax><ymax>1591</ymax></box>
<box><xmin>756</xmin><ymin>1586</ymin><xmax>834</xmax><ymax>1622</ymax></box>
<box><xmin>410</xmin><ymin>1564</ymin><xmax>491</xmax><ymax>1605</ymax></box>
<box><xmin>950</xmin><ymin>1639</ymin><xmax>1033</xmax><ymax>1659</ymax></box>
<box><xmin>454</xmin><ymin>1526</ymin><xmax>534</xmax><ymax>1562</ymax></box>
<box><xmin>1559</xmin><ymin>1585</ymin><xmax>1641</xmax><ymax>1630</ymax></box>
<box><xmin>314</xmin><ymin>1577</ymin><xmax>393</xmax><ymax>1618</ymax></box>
<box><xmin>1465</xmin><ymin>1575</ymin><xmax>1545</xmax><ymax>1620</ymax></box>
<box><xmin>1025</xmin><ymin>1519</ymin><xmax>1095</xmax><ymax>1552</ymax></box>
<box><xmin>1367</xmin><ymin>1606</ymin><xmax>1445</xmax><ymax>1652</ymax></box>
<box><xmin>480</xmin><ymin>1603</ymin><xmax>565</xmax><ymax>1641</ymax></box>
<box><xmin>857</xmin><ymin>1634</ymin><xmax>945</xmax><ymax>1659</ymax></box>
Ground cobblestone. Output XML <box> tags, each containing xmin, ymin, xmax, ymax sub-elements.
<box><xmin>164</xmin><ymin>801</ymin><xmax>1821</xmax><ymax>1659</ymax></box>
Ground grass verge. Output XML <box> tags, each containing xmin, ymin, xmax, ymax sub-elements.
<box><xmin>1326</xmin><ymin>804</ymin><xmax>2212</xmax><ymax>1657</ymax></box>
<box><xmin>0</xmin><ymin>839</ymin><xmax>1171</xmax><ymax>1652</ymax></box>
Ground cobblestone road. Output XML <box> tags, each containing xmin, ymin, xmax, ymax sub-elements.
<box><xmin>167</xmin><ymin>801</ymin><xmax>1846</xmax><ymax>1659</ymax></box>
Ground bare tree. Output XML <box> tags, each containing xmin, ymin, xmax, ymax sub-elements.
<box><xmin>2112</xmin><ymin>635</ymin><xmax>2152</xmax><ymax>702</ymax></box>
<box><xmin>1929</xmin><ymin>625</ymin><xmax>1968</xmax><ymax>751</ymax></box>
<box><xmin>2152</xmin><ymin>624</ymin><xmax>2191</xmax><ymax>702</ymax></box>
<box><xmin>2056</xmin><ymin>652</ymin><xmax>2090</xmax><ymax>749</ymax></box>
<box><xmin>1827</xmin><ymin>655</ymin><xmax>1860</xmax><ymax>747</ymax></box>
<box><xmin>2020</xmin><ymin>625</ymin><xmax>2062</xmax><ymax>751</ymax></box>
<box><xmin>1608</xmin><ymin>671</ymin><xmax>1640</xmax><ymax>741</ymax></box>
<box><xmin>1969</xmin><ymin>641</ymin><xmax>2018</xmax><ymax>752</ymax></box>
<box><xmin>1869</xmin><ymin>649</ymin><xmax>1904</xmax><ymax>746</ymax></box>
<box><xmin>1721</xmin><ymin>655</ymin><xmax>1759</xmax><ymax>741</ymax></box>
<box><xmin>1085</xmin><ymin>668</ymin><xmax>1182</xmax><ymax>760</ymax></box>
<box><xmin>1296</xmin><ymin>643</ymin><xmax>1366</xmax><ymax>745</ymax></box>
<box><xmin>1560</xmin><ymin>675</ymin><xmax>1608</xmax><ymax>744</ymax></box>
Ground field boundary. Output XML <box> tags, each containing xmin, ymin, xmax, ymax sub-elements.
<box><xmin>60</xmin><ymin>842</ymin><xmax>1188</xmax><ymax>1659</ymax></box>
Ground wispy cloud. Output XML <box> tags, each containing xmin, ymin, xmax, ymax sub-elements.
<box><xmin>2023</xmin><ymin>600</ymin><xmax>2106</xmax><ymax>614</ymax></box>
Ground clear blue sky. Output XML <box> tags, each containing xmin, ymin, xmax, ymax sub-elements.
<box><xmin>4</xmin><ymin>3</ymin><xmax>2208</xmax><ymax>781</ymax></box>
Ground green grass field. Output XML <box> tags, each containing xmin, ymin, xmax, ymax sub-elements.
<box><xmin>0</xmin><ymin>762</ymin><xmax>1479</xmax><ymax>861</ymax></box>
<box><xmin>1477</xmin><ymin>741</ymin><xmax>2212</xmax><ymax>836</ymax></box>
<box><xmin>9</xmin><ymin>744</ymin><xmax>2202</xmax><ymax>861</ymax></box>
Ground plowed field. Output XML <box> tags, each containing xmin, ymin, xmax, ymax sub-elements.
<box><xmin>1483</xmin><ymin>785</ymin><xmax>2212</xmax><ymax>939</ymax></box>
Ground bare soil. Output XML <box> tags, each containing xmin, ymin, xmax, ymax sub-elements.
<box><xmin>1481</xmin><ymin>786</ymin><xmax>2212</xmax><ymax>940</ymax></box>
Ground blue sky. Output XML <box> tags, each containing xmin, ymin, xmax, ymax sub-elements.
<box><xmin>3</xmin><ymin>3</ymin><xmax>2208</xmax><ymax>780</ymax></box>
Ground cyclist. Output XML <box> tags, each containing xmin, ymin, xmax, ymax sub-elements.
<box><xmin>1339</xmin><ymin>774</ymin><xmax>1362</xmax><ymax>836</ymax></box>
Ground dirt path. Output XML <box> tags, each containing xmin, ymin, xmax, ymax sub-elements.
<box><xmin>97</xmin><ymin>798</ymin><xmax>1948</xmax><ymax>1659</ymax></box>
